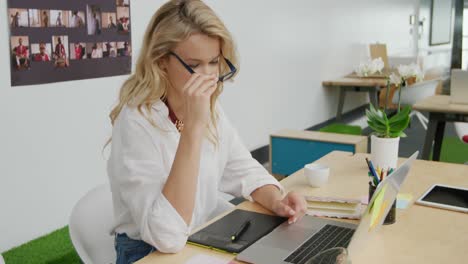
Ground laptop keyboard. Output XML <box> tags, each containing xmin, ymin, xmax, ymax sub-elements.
<box><xmin>284</xmin><ymin>224</ymin><xmax>354</xmax><ymax>264</ymax></box>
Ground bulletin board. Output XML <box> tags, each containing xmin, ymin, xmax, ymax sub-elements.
<box><xmin>7</xmin><ymin>0</ymin><xmax>132</xmax><ymax>86</ymax></box>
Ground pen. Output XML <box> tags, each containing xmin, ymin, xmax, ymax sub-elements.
<box><xmin>365</xmin><ymin>158</ymin><xmax>380</xmax><ymax>185</ymax></box>
<box><xmin>231</xmin><ymin>220</ymin><xmax>251</xmax><ymax>242</ymax></box>
<box><xmin>368</xmin><ymin>172</ymin><xmax>376</xmax><ymax>186</ymax></box>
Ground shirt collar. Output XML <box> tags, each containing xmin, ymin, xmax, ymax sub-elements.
<box><xmin>152</xmin><ymin>100</ymin><xmax>169</xmax><ymax>119</ymax></box>
<box><xmin>153</xmin><ymin>100</ymin><xmax>169</xmax><ymax>115</ymax></box>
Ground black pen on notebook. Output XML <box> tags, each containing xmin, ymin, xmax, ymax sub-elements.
<box><xmin>231</xmin><ymin>220</ymin><xmax>251</xmax><ymax>242</ymax></box>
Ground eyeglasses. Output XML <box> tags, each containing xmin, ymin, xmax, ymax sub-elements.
<box><xmin>169</xmin><ymin>51</ymin><xmax>236</xmax><ymax>83</ymax></box>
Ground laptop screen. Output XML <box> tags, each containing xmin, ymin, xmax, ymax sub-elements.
<box><xmin>347</xmin><ymin>151</ymin><xmax>418</xmax><ymax>259</ymax></box>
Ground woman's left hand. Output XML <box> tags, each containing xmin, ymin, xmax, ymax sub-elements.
<box><xmin>272</xmin><ymin>192</ymin><xmax>307</xmax><ymax>224</ymax></box>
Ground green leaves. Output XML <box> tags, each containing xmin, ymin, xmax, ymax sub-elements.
<box><xmin>366</xmin><ymin>104</ymin><xmax>410</xmax><ymax>138</ymax></box>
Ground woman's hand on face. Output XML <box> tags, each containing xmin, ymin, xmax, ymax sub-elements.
<box><xmin>182</xmin><ymin>73</ymin><xmax>218</xmax><ymax>132</ymax></box>
<box><xmin>272</xmin><ymin>192</ymin><xmax>307</xmax><ymax>224</ymax></box>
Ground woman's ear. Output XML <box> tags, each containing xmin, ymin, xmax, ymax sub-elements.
<box><xmin>159</xmin><ymin>56</ymin><xmax>169</xmax><ymax>71</ymax></box>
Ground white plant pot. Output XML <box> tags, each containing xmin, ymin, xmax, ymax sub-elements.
<box><xmin>370</xmin><ymin>135</ymin><xmax>400</xmax><ymax>170</ymax></box>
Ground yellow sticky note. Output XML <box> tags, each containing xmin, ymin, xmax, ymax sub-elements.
<box><xmin>369</xmin><ymin>185</ymin><xmax>388</xmax><ymax>230</ymax></box>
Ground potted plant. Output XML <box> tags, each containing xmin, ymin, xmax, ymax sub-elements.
<box><xmin>366</xmin><ymin>63</ymin><xmax>422</xmax><ymax>170</ymax></box>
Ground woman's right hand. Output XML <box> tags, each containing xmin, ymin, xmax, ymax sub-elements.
<box><xmin>181</xmin><ymin>73</ymin><xmax>218</xmax><ymax>133</ymax></box>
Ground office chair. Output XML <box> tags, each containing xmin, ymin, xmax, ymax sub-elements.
<box><xmin>392</xmin><ymin>79</ymin><xmax>439</xmax><ymax>130</ymax></box>
<box><xmin>454</xmin><ymin>122</ymin><xmax>468</xmax><ymax>164</ymax></box>
<box><xmin>69</xmin><ymin>184</ymin><xmax>116</xmax><ymax>264</ymax></box>
<box><xmin>454</xmin><ymin>122</ymin><xmax>468</xmax><ymax>143</ymax></box>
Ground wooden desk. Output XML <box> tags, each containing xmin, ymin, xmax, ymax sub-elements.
<box><xmin>413</xmin><ymin>95</ymin><xmax>468</xmax><ymax>160</ymax></box>
<box><xmin>138</xmin><ymin>151</ymin><xmax>468</xmax><ymax>264</ymax></box>
<box><xmin>322</xmin><ymin>77</ymin><xmax>387</xmax><ymax>121</ymax></box>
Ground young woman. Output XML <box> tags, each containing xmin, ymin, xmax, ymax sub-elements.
<box><xmin>107</xmin><ymin>1</ymin><xmax>307</xmax><ymax>263</ymax></box>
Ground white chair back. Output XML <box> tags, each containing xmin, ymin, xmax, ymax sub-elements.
<box><xmin>388</xmin><ymin>56</ymin><xmax>418</xmax><ymax>69</ymax></box>
<box><xmin>454</xmin><ymin>122</ymin><xmax>468</xmax><ymax>143</ymax></box>
<box><xmin>0</xmin><ymin>254</ymin><xmax>5</xmax><ymax>264</ymax></box>
<box><xmin>392</xmin><ymin>79</ymin><xmax>439</xmax><ymax>106</ymax></box>
<box><xmin>69</xmin><ymin>184</ymin><xmax>116</xmax><ymax>264</ymax></box>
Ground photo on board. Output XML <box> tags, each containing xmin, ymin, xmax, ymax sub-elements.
<box><xmin>117</xmin><ymin>41</ymin><xmax>131</xmax><ymax>57</ymax></box>
<box><xmin>69</xmin><ymin>11</ymin><xmax>86</xmax><ymax>28</ymax></box>
<box><xmin>117</xmin><ymin>7</ymin><xmax>130</xmax><ymax>34</ymax></box>
<box><xmin>10</xmin><ymin>36</ymin><xmax>30</xmax><ymax>70</ymax></box>
<box><xmin>40</xmin><ymin>10</ymin><xmax>50</xmax><ymax>27</ymax></box>
<box><xmin>116</xmin><ymin>0</ymin><xmax>130</xmax><ymax>7</ymax></box>
<box><xmin>28</xmin><ymin>9</ymin><xmax>41</xmax><ymax>27</ymax></box>
<box><xmin>31</xmin><ymin>43</ymin><xmax>52</xmax><ymax>62</ymax></box>
<box><xmin>102</xmin><ymin>12</ymin><xmax>118</xmax><ymax>29</ymax></box>
<box><xmin>50</xmin><ymin>10</ymin><xmax>69</xmax><ymax>27</ymax></box>
<box><xmin>70</xmin><ymin>43</ymin><xmax>87</xmax><ymax>60</ymax></box>
<box><xmin>9</xmin><ymin>8</ymin><xmax>28</xmax><ymax>28</ymax></box>
<box><xmin>87</xmin><ymin>5</ymin><xmax>102</xmax><ymax>35</ymax></box>
<box><xmin>86</xmin><ymin>43</ymin><xmax>103</xmax><ymax>59</ymax></box>
<box><xmin>103</xmin><ymin>42</ymin><xmax>117</xmax><ymax>58</ymax></box>
<box><xmin>52</xmin><ymin>35</ymin><xmax>70</xmax><ymax>67</ymax></box>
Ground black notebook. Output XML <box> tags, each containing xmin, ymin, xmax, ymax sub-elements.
<box><xmin>188</xmin><ymin>209</ymin><xmax>287</xmax><ymax>254</ymax></box>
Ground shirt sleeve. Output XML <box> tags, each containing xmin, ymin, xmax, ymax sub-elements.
<box><xmin>218</xmin><ymin>109</ymin><xmax>284</xmax><ymax>201</ymax></box>
<box><xmin>114</xmin><ymin>112</ymin><xmax>190</xmax><ymax>253</ymax></box>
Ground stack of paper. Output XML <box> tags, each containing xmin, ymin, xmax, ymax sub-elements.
<box><xmin>306</xmin><ymin>196</ymin><xmax>362</xmax><ymax>219</ymax></box>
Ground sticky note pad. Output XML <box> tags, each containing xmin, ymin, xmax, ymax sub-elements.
<box><xmin>369</xmin><ymin>185</ymin><xmax>388</xmax><ymax>230</ymax></box>
<box><xmin>397</xmin><ymin>193</ymin><xmax>413</xmax><ymax>209</ymax></box>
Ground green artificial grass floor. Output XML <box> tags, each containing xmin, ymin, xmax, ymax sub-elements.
<box><xmin>431</xmin><ymin>136</ymin><xmax>468</xmax><ymax>164</ymax></box>
<box><xmin>2</xmin><ymin>226</ymin><xmax>80</xmax><ymax>264</ymax></box>
<box><xmin>319</xmin><ymin>123</ymin><xmax>362</xmax><ymax>135</ymax></box>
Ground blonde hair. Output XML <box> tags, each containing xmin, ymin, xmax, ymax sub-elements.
<box><xmin>108</xmin><ymin>0</ymin><xmax>238</xmax><ymax>146</ymax></box>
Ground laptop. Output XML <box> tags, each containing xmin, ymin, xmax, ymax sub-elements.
<box><xmin>450</xmin><ymin>69</ymin><xmax>468</xmax><ymax>105</ymax></box>
<box><xmin>236</xmin><ymin>151</ymin><xmax>418</xmax><ymax>264</ymax></box>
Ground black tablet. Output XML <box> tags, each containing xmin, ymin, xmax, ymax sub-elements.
<box><xmin>416</xmin><ymin>184</ymin><xmax>468</xmax><ymax>213</ymax></box>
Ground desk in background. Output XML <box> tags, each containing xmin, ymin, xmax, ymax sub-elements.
<box><xmin>137</xmin><ymin>151</ymin><xmax>468</xmax><ymax>264</ymax></box>
<box><xmin>270</xmin><ymin>129</ymin><xmax>367</xmax><ymax>176</ymax></box>
<box><xmin>413</xmin><ymin>95</ymin><xmax>468</xmax><ymax>161</ymax></box>
<box><xmin>322</xmin><ymin>77</ymin><xmax>387</xmax><ymax>121</ymax></box>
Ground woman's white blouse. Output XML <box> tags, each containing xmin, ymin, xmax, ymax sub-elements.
<box><xmin>107</xmin><ymin>100</ymin><xmax>283</xmax><ymax>253</ymax></box>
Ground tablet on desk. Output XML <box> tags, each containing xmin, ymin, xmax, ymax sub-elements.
<box><xmin>416</xmin><ymin>184</ymin><xmax>468</xmax><ymax>213</ymax></box>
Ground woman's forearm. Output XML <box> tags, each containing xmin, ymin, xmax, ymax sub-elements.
<box><xmin>251</xmin><ymin>184</ymin><xmax>283</xmax><ymax>212</ymax></box>
<box><xmin>162</xmin><ymin>128</ymin><xmax>204</xmax><ymax>225</ymax></box>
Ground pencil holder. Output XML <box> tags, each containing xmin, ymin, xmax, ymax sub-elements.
<box><xmin>368</xmin><ymin>182</ymin><xmax>396</xmax><ymax>225</ymax></box>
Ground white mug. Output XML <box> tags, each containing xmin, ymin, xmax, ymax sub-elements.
<box><xmin>304</xmin><ymin>163</ymin><xmax>330</xmax><ymax>187</ymax></box>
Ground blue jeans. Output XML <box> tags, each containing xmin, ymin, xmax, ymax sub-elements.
<box><xmin>115</xmin><ymin>233</ymin><xmax>156</xmax><ymax>264</ymax></box>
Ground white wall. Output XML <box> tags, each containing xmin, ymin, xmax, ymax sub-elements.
<box><xmin>418</xmin><ymin>0</ymin><xmax>453</xmax><ymax>70</ymax></box>
<box><xmin>0</xmin><ymin>0</ymin><xmax>416</xmax><ymax>251</ymax></box>
<box><xmin>212</xmin><ymin>0</ymin><xmax>417</xmax><ymax>148</ymax></box>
